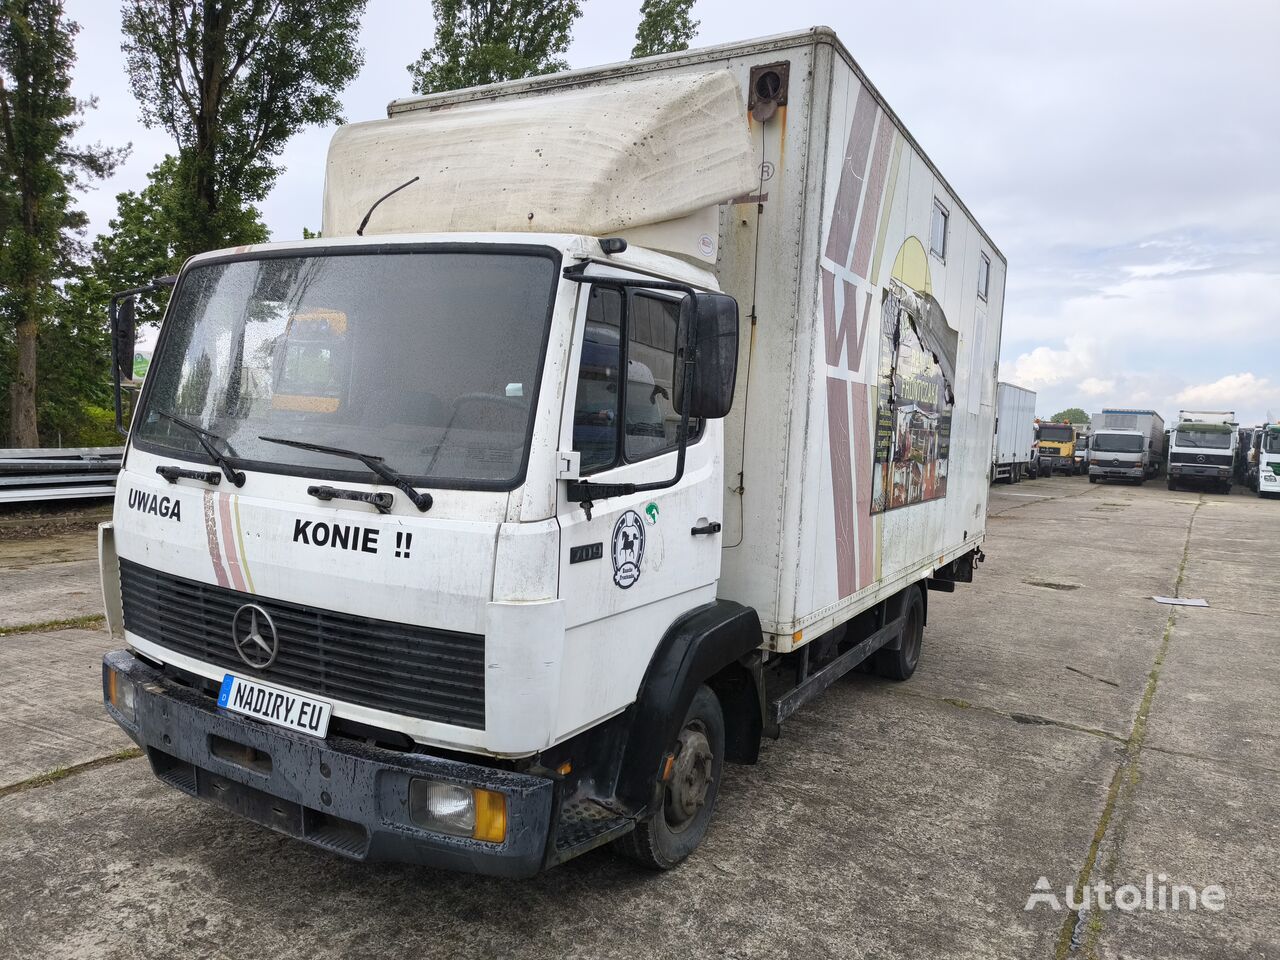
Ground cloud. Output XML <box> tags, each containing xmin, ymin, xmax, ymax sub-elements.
<box><xmin>1078</xmin><ymin>377</ymin><xmax>1115</xmax><ymax>397</ymax></box>
<box><xmin>1176</xmin><ymin>373</ymin><xmax>1280</xmax><ymax>410</ymax></box>
<box><xmin>1008</xmin><ymin>337</ymin><xmax>1095</xmax><ymax>389</ymax></box>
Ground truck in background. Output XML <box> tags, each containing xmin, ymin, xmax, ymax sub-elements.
<box><xmin>1088</xmin><ymin>409</ymin><xmax>1165</xmax><ymax>484</ymax></box>
<box><xmin>993</xmin><ymin>383</ymin><xmax>1037</xmax><ymax>483</ymax></box>
<box><xmin>98</xmin><ymin>29</ymin><xmax>1006</xmax><ymax>876</ymax></box>
<box><xmin>1070</xmin><ymin>424</ymin><xmax>1090</xmax><ymax>475</ymax></box>
<box><xmin>1252</xmin><ymin>424</ymin><xmax>1280</xmax><ymax>498</ymax></box>
<box><xmin>1168</xmin><ymin>410</ymin><xmax>1238</xmax><ymax>493</ymax></box>
<box><xmin>1036</xmin><ymin>421</ymin><xmax>1079</xmax><ymax>476</ymax></box>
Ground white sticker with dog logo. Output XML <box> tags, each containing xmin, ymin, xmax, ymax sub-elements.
<box><xmin>611</xmin><ymin>509</ymin><xmax>645</xmax><ymax>588</ymax></box>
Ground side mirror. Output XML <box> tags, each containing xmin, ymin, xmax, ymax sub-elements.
<box><xmin>114</xmin><ymin>295</ymin><xmax>137</xmax><ymax>381</ymax></box>
<box><xmin>674</xmin><ymin>292</ymin><xmax>739</xmax><ymax>420</ymax></box>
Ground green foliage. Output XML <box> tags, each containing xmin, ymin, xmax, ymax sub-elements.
<box><xmin>408</xmin><ymin>0</ymin><xmax>583</xmax><ymax>95</ymax></box>
<box><xmin>1050</xmin><ymin>407</ymin><xmax>1088</xmax><ymax>425</ymax></box>
<box><xmin>631</xmin><ymin>0</ymin><xmax>698</xmax><ymax>59</ymax></box>
<box><xmin>121</xmin><ymin>0</ymin><xmax>365</xmax><ymax>259</ymax></box>
<box><xmin>0</xmin><ymin>0</ymin><xmax>126</xmax><ymax>445</ymax></box>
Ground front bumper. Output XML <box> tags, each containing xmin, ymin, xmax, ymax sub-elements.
<box><xmin>1090</xmin><ymin>464</ymin><xmax>1142</xmax><ymax>479</ymax></box>
<box><xmin>103</xmin><ymin>650</ymin><xmax>555</xmax><ymax>877</ymax></box>
<box><xmin>1170</xmin><ymin>464</ymin><xmax>1232</xmax><ymax>480</ymax></box>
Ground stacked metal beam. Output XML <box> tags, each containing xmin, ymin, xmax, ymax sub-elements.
<box><xmin>0</xmin><ymin>447</ymin><xmax>122</xmax><ymax>504</ymax></box>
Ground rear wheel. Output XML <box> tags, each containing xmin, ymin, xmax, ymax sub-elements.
<box><xmin>615</xmin><ymin>685</ymin><xmax>724</xmax><ymax>870</ymax></box>
<box><xmin>873</xmin><ymin>586</ymin><xmax>925</xmax><ymax>682</ymax></box>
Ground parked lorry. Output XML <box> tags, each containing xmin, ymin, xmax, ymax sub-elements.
<box><xmin>1036</xmin><ymin>421</ymin><xmax>1079</xmax><ymax>475</ymax></box>
<box><xmin>1088</xmin><ymin>408</ymin><xmax>1165</xmax><ymax>484</ymax></box>
<box><xmin>1252</xmin><ymin>424</ymin><xmax>1280</xmax><ymax>498</ymax></box>
<box><xmin>992</xmin><ymin>383</ymin><xmax>1037</xmax><ymax>483</ymax></box>
<box><xmin>99</xmin><ymin>29</ymin><xmax>1005</xmax><ymax>876</ymax></box>
<box><xmin>1168</xmin><ymin>410</ymin><xmax>1238</xmax><ymax>492</ymax></box>
<box><xmin>1070</xmin><ymin>425</ymin><xmax>1090</xmax><ymax>475</ymax></box>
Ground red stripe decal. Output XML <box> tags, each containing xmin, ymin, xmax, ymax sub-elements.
<box><xmin>218</xmin><ymin>493</ymin><xmax>247</xmax><ymax>592</ymax></box>
<box><xmin>823</xmin><ymin>83</ymin><xmax>879</xmax><ymax>265</ymax></box>
<box><xmin>852</xmin><ymin>383</ymin><xmax>875</xmax><ymax>590</ymax></box>
<box><xmin>202</xmin><ymin>490</ymin><xmax>230</xmax><ymax>588</ymax></box>
<box><xmin>826</xmin><ymin>377</ymin><xmax>856</xmax><ymax>599</ymax></box>
<box><xmin>851</xmin><ymin>119</ymin><xmax>895</xmax><ymax>280</ymax></box>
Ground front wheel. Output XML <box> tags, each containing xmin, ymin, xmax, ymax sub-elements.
<box><xmin>1167</xmin><ymin>477</ymin><xmax>1177</xmax><ymax>491</ymax></box>
<box><xmin>615</xmin><ymin>685</ymin><xmax>724</xmax><ymax>870</ymax></box>
<box><xmin>1089</xmin><ymin>475</ymin><xmax>1098</xmax><ymax>484</ymax></box>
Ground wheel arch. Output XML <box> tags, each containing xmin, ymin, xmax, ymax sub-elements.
<box><xmin>616</xmin><ymin>599</ymin><xmax>763</xmax><ymax>812</ymax></box>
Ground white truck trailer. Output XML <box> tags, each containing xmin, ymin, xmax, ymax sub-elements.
<box><xmin>992</xmin><ymin>382</ymin><xmax>1036</xmax><ymax>483</ymax></box>
<box><xmin>1168</xmin><ymin>410</ymin><xmax>1238</xmax><ymax>492</ymax></box>
<box><xmin>99</xmin><ymin>28</ymin><xmax>1005</xmax><ymax>876</ymax></box>
<box><xmin>1088</xmin><ymin>408</ymin><xmax>1165</xmax><ymax>484</ymax></box>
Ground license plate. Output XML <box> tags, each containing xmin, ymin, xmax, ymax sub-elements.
<box><xmin>217</xmin><ymin>673</ymin><xmax>332</xmax><ymax>738</ymax></box>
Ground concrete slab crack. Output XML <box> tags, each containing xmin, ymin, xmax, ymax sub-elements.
<box><xmin>1053</xmin><ymin>495</ymin><xmax>1204</xmax><ymax>959</ymax></box>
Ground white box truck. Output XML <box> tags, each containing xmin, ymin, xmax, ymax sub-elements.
<box><xmin>992</xmin><ymin>382</ymin><xmax>1036</xmax><ymax>483</ymax></box>
<box><xmin>1088</xmin><ymin>408</ymin><xmax>1165</xmax><ymax>484</ymax></box>
<box><xmin>1251</xmin><ymin>424</ymin><xmax>1280</xmax><ymax>498</ymax></box>
<box><xmin>99</xmin><ymin>28</ymin><xmax>1005</xmax><ymax>876</ymax></box>
<box><xmin>1168</xmin><ymin>410</ymin><xmax>1238</xmax><ymax>492</ymax></box>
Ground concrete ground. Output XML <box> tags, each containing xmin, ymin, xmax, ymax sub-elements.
<box><xmin>1</xmin><ymin>478</ymin><xmax>1276</xmax><ymax>959</ymax></box>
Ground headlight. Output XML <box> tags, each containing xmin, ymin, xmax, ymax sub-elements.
<box><xmin>107</xmin><ymin>668</ymin><xmax>137</xmax><ymax>724</ymax></box>
<box><xmin>408</xmin><ymin>778</ymin><xmax>507</xmax><ymax>842</ymax></box>
<box><xmin>1264</xmin><ymin>473</ymin><xmax>1277</xmax><ymax>483</ymax></box>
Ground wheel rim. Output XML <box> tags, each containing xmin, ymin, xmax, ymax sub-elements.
<box><xmin>664</xmin><ymin>722</ymin><xmax>714</xmax><ymax>833</ymax></box>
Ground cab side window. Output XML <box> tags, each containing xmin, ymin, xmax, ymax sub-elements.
<box><xmin>572</xmin><ymin>287</ymin><xmax>701</xmax><ymax>475</ymax></box>
<box><xmin>572</xmin><ymin>287</ymin><xmax>622</xmax><ymax>473</ymax></box>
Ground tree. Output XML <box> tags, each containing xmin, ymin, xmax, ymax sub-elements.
<box><xmin>631</xmin><ymin>0</ymin><xmax>697</xmax><ymax>59</ymax></box>
<box><xmin>120</xmin><ymin>0</ymin><xmax>365</xmax><ymax>261</ymax></box>
<box><xmin>0</xmin><ymin>0</ymin><xmax>125</xmax><ymax>446</ymax></box>
<box><xmin>1050</xmin><ymin>407</ymin><xmax>1089</xmax><ymax>424</ymax></box>
<box><xmin>408</xmin><ymin>0</ymin><xmax>583</xmax><ymax>95</ymax></box>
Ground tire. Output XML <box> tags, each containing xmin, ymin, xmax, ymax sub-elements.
<box><xmin>1221</xmin><ymin>482</ymin><xmax>1231</xmax><ymax>496</ymax></box>
<box><xmin>614</xmin><ymin>685</ymin><xmax>725</xmax><ymax>870</ymax></box>
<box><xmin>1167</xmin><ymin>478</ymin><xmax>1177</xmax><ymax>491</ymax></box>
<box><xmin>873</xmin><ymin>586</ymin><xmax>925</xmax><ymax>682</ymax></box>
<box><xmin>1088</xmin><ymin>475</ymin><xmax>1097</xmax><ymax>484</ymax></box>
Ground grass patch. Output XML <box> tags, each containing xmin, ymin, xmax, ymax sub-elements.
<box><xmin>0</xmin><ymin>613</ymin><xmax>106</xmax><ymax>637</ymax></box>
<box><xmin>0</xmin><ymin>747</ymin><xmax>142</xmax><ymax>800</ymax></box>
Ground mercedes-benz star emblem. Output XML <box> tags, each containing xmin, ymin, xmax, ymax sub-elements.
<box><xmin>1196</xmin><ymin>454</ymin><xmax>1206</xmax><ymax>463</ymax></box>
<box><xmin>232</xmin><ymin>603</ymin><xmax>279</xmax><ymax>669</ymax></box>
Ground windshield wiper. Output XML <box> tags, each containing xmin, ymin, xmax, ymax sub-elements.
<box><xmin>156</xmin><ymin>412</ymin><xmax>246</xmax><ymax>487</ymax></box>
<box><xmin>258</xmin><ymin>436</ymin><xmax>433</xmax><ymax>512</ymax></box>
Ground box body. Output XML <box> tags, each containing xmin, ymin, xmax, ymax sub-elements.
<box><xmin>995</xmin><ymin>384</ymin><xmax>1037</xmax><ymax>469</ymax></box>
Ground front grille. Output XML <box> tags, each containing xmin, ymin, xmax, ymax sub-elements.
<box><xmin>1170</xmin><ymin>452</ymin><xmax>1232</xmax><ymax>466</ymax></box>
<box><xmin>119</xmin><ymin>559</ymin><xmax>485</xmax><ymax>729</ymax></box>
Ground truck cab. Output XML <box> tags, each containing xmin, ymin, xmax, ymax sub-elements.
<box><xmin>1036</xmin><ymin>422</ymin><xmax>1077</xmax><ymax>476</ymax></box>
<box><xmin>1255</xmin><ymin>424</ymin><xmax>1280</xmax><ymax>498</ymax></box>
<box><xmin>1168</xmin><ymin>412</ymin><xmax>1238</xmax><ymax>493</ymax></box>
<box><xmin>1088</xmin><ymin>429</ymin><xmax>1147</xmax><ymax>484</ymax></box>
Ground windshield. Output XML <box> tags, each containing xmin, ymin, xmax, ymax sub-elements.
<box><xmin>1174</xmin><ymin>429</ymin><xmax>1231</xmax><ymax>450</ymax></box>
<box><xmin>134</xmin><ymin>248</ymin><xmax>558</xmax><ymax>489</ymax></box>
<box><xmin>1038</xmin><ymin>424</ymin><xmax>1074</xmax><ymax>442</ymax></box>
<box><xmin>1092</xmin><ymin>433</ymin><xmax>1144</xmax><ymax>453</ymax></box>
<box><xmin>1265</xmin><ymin>431</ymin><xmax>1280</xmax><ymax>454</ymax></box>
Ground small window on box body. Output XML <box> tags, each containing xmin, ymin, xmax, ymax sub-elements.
<box><xmin>978</xmin><ymin>252</ymin><xmax>991</xmax><ymax>300</ymax></box>
<box><xmin>930</xmin><ymin>199</ymin><xmax>949</xmax><ymax>260</ymax></box>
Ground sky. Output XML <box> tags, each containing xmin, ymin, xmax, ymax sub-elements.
<box><xmin>65</xmin><ymin>0</ymin><xmax>1280</xmax><ymax>426</ymax></box>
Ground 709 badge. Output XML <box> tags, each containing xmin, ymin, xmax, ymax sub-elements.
<box><xmin>612</xmin><ymin>510</ymin><xmax>646</xmax><ymax>588</ymax></box>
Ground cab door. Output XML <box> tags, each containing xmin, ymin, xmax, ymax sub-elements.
<box><xmin>553</xmin><ymin>281</ymin><xmax>723</xmax><ymax>739</ymax></box>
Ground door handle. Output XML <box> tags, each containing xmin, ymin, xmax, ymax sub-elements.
<box><xmin>691</xmin><ymin>521</ymin><xmax>722</xmax><ymax>536</ymax></box>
